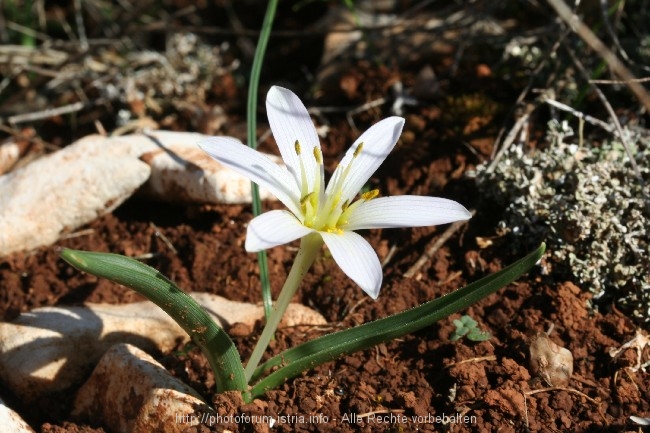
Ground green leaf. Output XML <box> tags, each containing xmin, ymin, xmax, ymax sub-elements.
<box><xmin>248</xmin><ymin>243</ymin><xmax>545</xmax><ymax>398</ymax></box>
<box><xmin>450</xmin><ymin>328</ymin><xmax>468</xmax><ymax>341</ymax></box>
<box><xmin>466</xmin><ymin>328</ymin><xmax>492</xmax><ymax>342</ymax></box>
<box><xmin>247</xmin><ymin>0</ymin><xmax>279</xmax><ymax>321</ymax></box>
<box><xmin>59</xmin><ymin>249</ymin><xmax>248</xmax><ymax>395</ymax></box>
<box><xmin>460</xmin><ymin>315</ymin><xmax>478</xmax><ymax>327</ymax></box>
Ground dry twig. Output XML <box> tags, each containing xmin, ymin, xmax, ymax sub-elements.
<box><xmin>590</xmin><ymin>76</ymin><xmax>650</xmax><ymax>85</ymax></box>
<box><xmin>7</xmin><ymin>101</ymin><xmax>86</xmax><ymax>124</ymax></box>
<box><xmin>404</xmin><ymin>210</ymin><xmax>475</xmax><ymax>279</ymax></box>
<box><xmin>541</xmin><ymin>97</ymin><xmax>613</xmax><ymax>133</ymax></box>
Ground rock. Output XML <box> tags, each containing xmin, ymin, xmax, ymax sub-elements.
<box><xmin>72</xmin><ymin>343</ymin><xmax>209</xmax><ymax>433</ymax></box>
<box><xmin>90</xmin><ymin>130</ymin><xmax>280</xmax><ymax>205</ymax></box>
<box><xmin>0</xmin><ymin>397</ymin><xmax>35</xmax><ymax>433</ymax></box>
<box><xmin>137</xmin><ymin>135</ymin><xmax>280</xmax><ymax>204</ymax></box>
<box><xmin>529</xmin><ymin>332</ymin><xmax>573</xmax><ymax>387</ymax></box>
<box><xmin>0</xmin><ymin>135</ymin><xmax>151</xmax><ymax>257</ymax></box>
<box><xmin>190</xmin><ymin>292</ymin><xmax>326</xmax><ymax>329</ymax></box>
<box><xmin>0</xmin><ymin>141</ymin><xmax>21</xmax><ymax>174</ymax></box>
<box><xmin>0</xmin><ymin>293</ymin><xmax>326</xmax><ymax>404</ymax></box>
<box><xmin>0</xmin><ymin>130</ymin><xmax>279</xmax><ymax>257</ymax></box>
<box><xmin>0</xmin><ymin>302</ymin><xmax>180</xmax><ymax>405</ymax></box>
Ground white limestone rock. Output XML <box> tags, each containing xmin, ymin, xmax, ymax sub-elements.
<box><xmin>72</xmin><ymin>343</ymin><xmax>208</xmax><ymax>433</ymax></box>
<box><xmin>0</xmin><ymin>141</ymin><xmax>21</xmax><ymax>175</ymax></box>
<box><xmin>92</xmin><ymin>130</ymin><xmax>280</xmax><ymax>204</ymax></box>
<box><xmin>136</xmin><ymin>132</ymin><xmax>280</xmax><ymax>204</ymax></box>
<box><xmin>0</xmin><ymin>134</ymin><xmax>151</xmax><ymax>257</ymax></box>
<box><xmin>0</xmin><ymin>293</ymin><xmax>325</xmax><ymax>404</ymax></box>
<box><xmin>0</xmin><ymin>397</ymin><xmax>35</xmax><ymax>433</ymax></box>
<box><xmin>0</xmin><ymin>130</ymin><xmax>279</xmax><ymax>257</ymax></box>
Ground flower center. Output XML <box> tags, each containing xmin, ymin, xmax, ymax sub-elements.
<box><xmin>294</xmin><ymin>140</ymin><xmax>378</xmax><ymax>234</ymax></box>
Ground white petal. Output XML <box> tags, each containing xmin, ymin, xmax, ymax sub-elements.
<box><xmin>266</xmin><ymin>86</ymin><xmax>321</xmax><ymax>192</ymax></box>
<box><xmin>199</xmin><ymin>137</ymin><xmax>301</xmax><ymax>216</ymax></box>
<box><xmin>327</xmin><ymin>117</ymin><xmax>404</xmax><ymax>203</ymax></box>
<box><xmin>320</xmin><ymin>231</ymin><xmax>382</xmax><ymax>299</ymax></box>
<box><xmin>245</xmin><ymin>210</ymin><xmax>314</xmax><ymax>252</ymax></box>
<box><xmin>344</xmin><ymin>196</ymin><xmax>472</xmax><ymax>230</ymax></box>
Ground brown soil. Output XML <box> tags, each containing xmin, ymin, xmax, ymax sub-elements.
<box><xmin>3</xmin><ymin>104</ymin><xmax>648</xmax><ymax>432</ymax></box>
<box><xmin>1</xmin><ymin>3</ymin><xmax>649</xmax><ymax>433</ymax></box>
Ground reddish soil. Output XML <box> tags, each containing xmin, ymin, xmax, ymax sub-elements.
<box><xmin>3</xmin><ymin>96</ymin><xmax>648</xmax><ymax>432</ymax></box>
<box><xmin>1</xmin><ymin>3</ymin><xmax>649</xmax><ymax>433</ymax></box>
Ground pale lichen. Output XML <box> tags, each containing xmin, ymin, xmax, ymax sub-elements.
<box><xmin>475</xmin><ymin>120</ymin><xmax>650</xmax><ymax>322</ymax></box>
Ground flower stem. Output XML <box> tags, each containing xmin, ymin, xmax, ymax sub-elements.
<box><xmin>244</xmin><ymin>232</ymin><xmax>323</xmax><ymax>382</ymax></box>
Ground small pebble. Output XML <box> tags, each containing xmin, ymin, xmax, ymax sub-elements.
<box><xmin>529</xmin><ymin>332</ymin><xmax>573</xmax><ymax>387</ymax></box>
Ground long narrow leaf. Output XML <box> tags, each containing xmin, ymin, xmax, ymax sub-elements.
<box><xmin>59</xmin><ymin>249</ymin><xmax>248</xmax><ymax>394</ymax></box>
<box><xmin>249</xmin><ymin>243</ymin><xmax>545</xmax><ymax>398</ymax></box>
<box><xmin>247</xmin><ymin>0</ymin><xmax>279</xmax><ymax>320</ymax></box>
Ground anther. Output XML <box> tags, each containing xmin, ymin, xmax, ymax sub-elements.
<box><xmin>361</xmin><ymin>189</ymin><xmax>379</xmax><ymax>200</ymax></box>
<box><xmin>295</xmin><ymin>140</ymin><xmax>301</xmax><ymax>155</ymax></box>
<box><xmin>353</xmin><ymin>142</ymin><xmax>364</xmax><ymax>158</ymax></box>
<box><xmin>313</xmin><ymin>147</ymin><xmax>322</xmax><ymax>164</ymax></box>
<box><xmin>300</xmin><ymin>192</ymin><xmax>313</xmax><ymax>206</ymax></box>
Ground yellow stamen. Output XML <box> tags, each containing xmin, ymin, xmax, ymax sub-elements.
<box><xmin>353</xmin><ymin>142</ymin><xmax>364</xmax><ymax>157</ymax></box>
<box><xmin>313</xmin><ymin>147</ymin><xmax>322</xmax><ymax>164</ymax></box>
<box><xmin>361</xmin><ymin>189</ymin><xmax>379</xmax><ymax>200</ymax></box>
<box><xmin>300</xmin><ymin>192</ymin><xmax>313</xmax><ymax>216</ymax></box>
<box><xmin>294</xmin><ymin>139</ymin><xmax>310</xmax><ymax>197</ymax></box>
<box><xmin>336</xmin><ymin>188</ymin><xmax>382</xmax><ymax>229</ymax></box>
<box><xmin>300</xmin><ymin>192</ymin><xmax>313</xmax><ymax>206</ymax></box>
<box><xmin>328</xmin><ymin>193</ymin><xmax>341</xmax><ymax>214</ymax></box>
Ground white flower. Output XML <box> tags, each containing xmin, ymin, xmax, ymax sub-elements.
<box><xmin>199</xmin><ymin>86</ymin><xmax>471</xmax><ymax>299</ymax></box>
